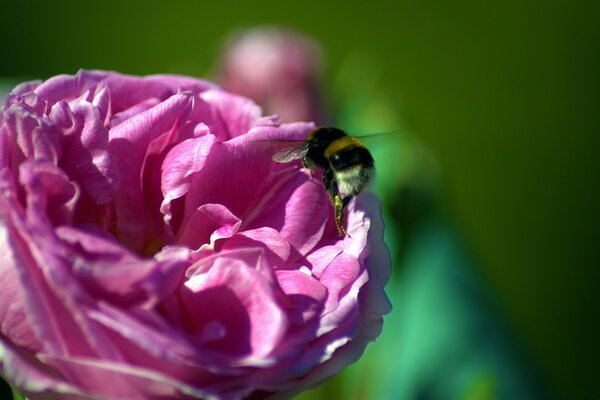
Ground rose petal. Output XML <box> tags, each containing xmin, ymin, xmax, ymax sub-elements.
<box><xmin>246</xmin><ymin>169</ymin><xmax>328</xmax><ymax>257</ymax></box>
<box><xmin>34</xmin><ymin>70</ymin><xmax>110</xmax><ymax>107</ymax></box>
<box><xmin>160</xmin><ymin>133</ymin><xmax>216</xmax><ymax>231</ymax></box>
<box><xmin>227</xmin><ymin>120</ymin><xmax>315</xmax><ymax>146</ymax></box>
<box><xmin>178</xmin><ymin>203</ymin><xmax>241</xmax><ymax>251</ymax></box>
<box><xmin>56</xmin><ymin>226</ymin><xmax>189</xmax><ymax>308</ymax></box>
<box><xmin>221</xmin><ymin>227</ymin><xmax>291</xmax><ymax>267</ymax></box>
<box><xmin>319</xmin><ymin>253</ymin><xmax>362</xmax><ymax>316</ymax></box>
<box><xmin>181</xmin><ymin>248</ymin><xmax>287</xmax><ymax>365</ymax></box>
<box><xmin>37</xmin><ymin>353</ymin><xmax>218</xmax><ymax>400</ymax></box>
<box><xmin>6</xmin><ymin>80</ymin><xmax>42</xmax><ymax>97</ymax></box>
<box><xmin>108</xmin><ymin>93</ymin><xmax>194</xmax><ymax>249</ymax></box>
<box><xmin>49</xmin><ymin>99</ymin><xmax>116</xmax><ymax>205</ymax></box>
<box><xmin>305</xmin><ymin>244</ymin><xmax>344</xmax><ymax>278</ymax></box>
<box><xmin>102</xmin><ymin>73</ymin><xmax>217</xmax><ymax>113</ymax></box>
<box><xmin>182</xmin><ymin>141</ymin><xmax>273</xmax><ymax>227</ymax></box>
<box><xmin>356</xmin><ymin>192</ymin><xmax>392</xmax><ymax>285</ymax></box>
<box><xmin>197</xmin><ymin>89</ymin><xmax>262</xmax><ymax>141</ymax></box>
<box><xmin>1</xmin><ymin>201</ymin><xmax>113</xmax><ymax>360</ymax></box>
<box><xmin>0</xmin><ymin>223</ymin><xmax>41</xmax><ymax>352</ymax></box>
<box><xmin>19</xmin><ymin>161</ymin><xmax>79</xmax><ymax>226</ymax></box>
<box><xmin>276</xmin><ymin>270</ymin><xmax>326</xmax><ymax>325</ymax></box>
<box><xmin>0</xmin><ymin>336</ymin><xmax>90</xmax><ymax>400</ymax></box>
<box><xmin>0</xmin><ymin>103</ymin><xmax>61</xmax><ymax>172</ymax></box>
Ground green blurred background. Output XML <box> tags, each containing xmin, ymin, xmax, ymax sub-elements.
<box><xmin>1</xmin><ymin>1</ymin><xmax>599</xmax><ymax>398</ymax></box>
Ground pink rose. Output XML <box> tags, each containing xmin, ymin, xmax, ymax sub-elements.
<box><xmin>0</xmin><ymin>70</ymin><xmax>391</xmax><ymax>399</ymax></box>
<box><xmin>218</xmin><ymin>27</ymin><xmax>329</xmax><ymax>125</ymax></box>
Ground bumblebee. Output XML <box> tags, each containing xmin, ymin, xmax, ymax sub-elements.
<box><xmin>273</xmin><ymin>127</ymin><xmax>375</xmax><ymax>236</ymax></box>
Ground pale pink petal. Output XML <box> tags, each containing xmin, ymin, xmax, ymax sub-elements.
<box><xmin>356</xmin><ymin>192</ymin><xmax>392</xmax><ymax>285</ymax></box>
<box><xmin>33</xmin><ymin>70</ymin><xmax>110</xmax><ymax>107</ymax></box>
<box><xmin>6</xmin><ymin>80</ymin><xmax>42</xmax><ymax>97</ymax></box>
<box><xmin>227</xmin><ymin>120</ymin><xmax>315</xmax><ymax>146</ymax></box>
<box><xmin>305</xmin><ymin>244</ymin><xmax>344</xmax><ymax>278</ymax></box>
<box><xmin>197</xmin><ymin>89</ymin><xmax>262</xmax><ymax>140</ymax></box>
<box><xmin>319</xmin><ymin>253</ymin><xmax>362</xmax><ymax>315</ymax></box>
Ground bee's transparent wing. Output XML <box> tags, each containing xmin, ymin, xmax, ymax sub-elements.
<box><xmin>272</xmin><ymin>144</ymin><xmax>307</xmax><ymax>164</ymax></box>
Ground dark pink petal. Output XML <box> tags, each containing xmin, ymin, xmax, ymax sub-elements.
<box><xmin>182</xmin><ymin>141</ymin><xmax>274</xmax><ymax>227</ymax></box>
<box><xmin>160</xmin><ymin>133</ymin><xmax>216</xmax><ymax>230</ymax></box>
<box><xmin>276</xmin><ymin>286</ymin><xmax>390</xmax><ymax>399</ymax></box>
<box><xmin>181</xmin><ymin>249</ymin><xmax>287</xmax><ymax>365</ymax></box>
<box><xmin>108</xmin><ymin>93</ymin><xmax>194</xmax><ymax>249</ymax></box>
<box><xmin>56</xmin><ymin>226</ymin><xmax>189</xmax><ymax>308</ymax></box>
<box><xmin>178</xmin><ymin>203</ymin><xmax>241</xmax><ymax>251</ymax></box>
<box><xmin>37</xmin><ymin>353</ymin><xmax>218</xmax><ymax>400</ymax></box>
<box><xmin>276</xmin><ymin>270</ymin><xmax>326</xmax><ymax>325</ymax></box>
<box><xmin>0</xmin><ymin>336</ymin><xmax>90</xmax><ymax>400</ymax></box>
<box><xmin>221</xmin><ymin>227</ymin><xmax>291</xmax><ymax>266</ymax></box>
<box><xmin>19</xmin><ymin>161</ymin><xmax>79</xmax><ymax>226</ymax></box>
<box><xmin>1</xmin><ymin>201</ymin><xmax>112</xmax><ymax>360</ymax></box>
<box><xmin>110</xmin><ymin>97</ymin><xmax>161</xmax><ymax>128</ymax></box>
<box><xmin>50</xmin><ymin>99</ymin><xmax>116</xmax><ymax>205</ymax></box>
<box><xmin>245</xmin><ymin>169</ymin><xmax>328</xmax><ymax>257</ymax></box>
<box><xmin>0</xmin><ymin>103</ymin><xmax>61</xmax><ymax>172</ymax></box>
<box><xmin>0</xmin><ymin>224</ymin><xmax>41</xmax><ymax>352</ymax></box>
<box><xmin>86</xmin><ymin>302</ymin><xmax>240</xmax><ymax>380</ymax></box>
<box><xmin>102</xmin><ymin>73</ymin><xmax>217</xmax><ymax>113</ymax></box>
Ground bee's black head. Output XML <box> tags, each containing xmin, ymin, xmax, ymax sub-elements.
<box><xmin>308</xmin><ymin>127</ymin><xmax>347</xmax><ymax>145</ymax></box>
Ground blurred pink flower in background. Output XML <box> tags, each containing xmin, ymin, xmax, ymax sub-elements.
<box><xmin>218</xmin><ymin>27</ymin><xmax>329</xmax><ymax>125</ymax></box>
<box><xmin>0</xmin><ymin>70</ymin><xmax>390</xmax><ymax>399</ymax></box>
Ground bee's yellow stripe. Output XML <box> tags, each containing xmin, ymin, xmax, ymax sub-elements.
<box><xmin>324</xmin><ymin>136</ymin><xmax>365</xmax><ymax>158</ymax></box>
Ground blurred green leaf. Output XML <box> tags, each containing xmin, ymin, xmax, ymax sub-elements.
<box><xmin>10</xmin><ymin>386</ymin><xmax>25</xmax><ymax>400</ymax></box>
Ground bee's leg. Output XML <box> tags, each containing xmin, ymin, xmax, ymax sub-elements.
<box><xmin>323</xmin><ymin>169</ymin><xmax>347</xmax><ymax>236</ymax></box>
<box><xmin>302</xmin><ymin>161</ymin><xmax>316</xmax><ymax>178</ymax></box>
